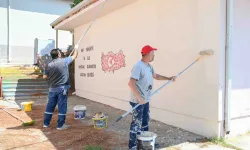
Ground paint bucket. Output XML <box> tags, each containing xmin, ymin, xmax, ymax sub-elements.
<box><xmin>20</xmin><ymin>101</ymin><xmax>33</xmax><ymax>112</ymax></box>
<box><xmin>137</xmin><ymin>131</ymin><xmax>157</xmax><ymax>150</ymax></box>
<box><xmin>92</xmin><ymin>112</ymin><xmax>108</xmax><ymax>129</ymax></box>
<box><xmin>73</xmin><ymin>105</ymin><xmax>86</xmax><ymax>119</ymax></box>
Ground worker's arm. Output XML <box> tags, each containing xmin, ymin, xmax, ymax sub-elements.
<box><xmin>128</xmin><ymin>64</ymin><xmax>146</xmax><ymax>104</ymax></box>
<box><xmin>150</xmin><ymin>65</ymin><xmax>176</xmax><ymax>81</ymax></box>
<box><xmin>71</xmin><ymin>47</ymin><xmax>78</xmax><ymax>61</ymax></box>
<box><xmin>153</xmin><ymin>74</ymin><xmax>176</xmax><ymax>81</ymax></box>
<box><xmin>65</xmin><ymin>48</ymin><xmax>78</xmax><ymax>65</ymax></box>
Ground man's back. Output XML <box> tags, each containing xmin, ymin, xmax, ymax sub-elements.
<box><xmin>43</xmin><ymin>48</ymin><xmax>78</xmax><ymax>130</ymax></box>
<box><xmin>45</xmin><ymin>57</ymin><xmax>71</xmax><ymax>88</ymax></box>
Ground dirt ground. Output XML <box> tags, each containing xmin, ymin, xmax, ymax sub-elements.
<box><xmin>0</xmin><ymin>105</ymin><xmax>123</xmax><ymax>150</ymax></box>
<box><xmin>0</xmin><ymin>96</ymin><xmax>208</xmax><ymax>150</ymax></box>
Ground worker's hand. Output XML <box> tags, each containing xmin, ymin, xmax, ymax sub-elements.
<box><xmin>139</xmin><ymin>97</ymin><xmax>147</xmax><ymax>105</ymax></box>
<box><xmin>170</xmin><ymin>76</ymin><xmax>176</xmax><ymax>81</ymax></box>
<box><xmin>75</xmin><ymin>44</ymin><xmax>79</xmax><ymax>49</ymax></box>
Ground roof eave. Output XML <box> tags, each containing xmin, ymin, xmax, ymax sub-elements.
<box><xmin>50</xmin><ymin>0</ymin><xmax>94</xmax><ymax>29</ymax></box>
<box><xmin>51</xmin><ymin>0</ymin><xmax>141</xmax><ymax>31</ymax></box>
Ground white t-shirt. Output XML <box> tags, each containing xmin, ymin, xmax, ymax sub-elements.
<box><xmin>130</xmin><ymin>60</ymin><xmax>155</xmax><ymax>103</ymax></box>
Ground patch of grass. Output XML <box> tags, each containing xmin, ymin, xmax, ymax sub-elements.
<box><xmin>84</xmin><ymin>145</ymin><xmax>103</xmax><ymax>150</ymax></box>
<box><xmin>209</xmin><ymin>137</ymin><xmax>242</xmax><ymax>150</ymax></box>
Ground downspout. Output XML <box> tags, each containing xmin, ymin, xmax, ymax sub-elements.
<box><xmin>7</xmin><ymin>0</ymin><xmax>11</xmax><ymax>63</ymax></box>
<box><xmin>224</xmin><ymin>0</ymin><xmax>233</xmax><ymax>135</ymax></box>
<box><xmin>56</xmin><ymin>30</ymin><xmax>59</xmax><ymax>48</ymax></box>
<box><xmin>72</xmin><ymin>30</ymin><xmax>74</xmax><ymax>47</ymax></box>
<box><xmin>71</xmin><ymin>30</ymin><xmax>75</xmax><ymax>91</ymax></box>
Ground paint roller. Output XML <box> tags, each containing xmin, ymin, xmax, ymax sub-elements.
<box><xmin>114</xmin><ymin>49</ymin><xmax>215</xmax><ymax>123</ymax></box>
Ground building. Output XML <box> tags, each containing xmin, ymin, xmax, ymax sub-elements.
<box><xmin>50</xmin><ymin>0</ymin><xmax>250</xmax><ymax>138</ymax></box>
<box><xmin>0</xmin><ymin>0</ymin><xmax>72</xmax><ymax>65</ymax></box>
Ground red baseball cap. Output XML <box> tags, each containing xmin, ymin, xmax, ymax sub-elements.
<box><xmin>141</xmin><ymin>45</ymin><xmax>157</xmax><ymax>55</ymax></box>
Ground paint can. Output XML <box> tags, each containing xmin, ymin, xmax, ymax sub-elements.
<box><xmin>92</xmin><ymin>112</ymin><xmax>108</xmax><ymax>129</ymax></box>
<box><xmin>73</xmin><ymin>105</ymin><xmax>86</xmax><ymax>119</ymax></box>
<box><xmin>137</xmin><ymin>131</ymin><xmax>157</xmax><ymax>150</ymax></box>
<box><xmin>20</xmin><ymin>101</ymin><xmax>33</xmax><ymax>112</ymax></box>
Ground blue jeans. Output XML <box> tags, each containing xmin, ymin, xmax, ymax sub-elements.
<box><xmin>43</xmin><ymin>88</ymin><xmax>68</xmax><ymax>128</ymax></box>
<box><xmin>128</xmin><ymin>102</ymin><xmax>150</xmax><ymax>149</ymax></box>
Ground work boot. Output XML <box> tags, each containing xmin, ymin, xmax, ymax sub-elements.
<box><xmin>57</xmin><ymin>124</ymin><xmax>70</xmax><ymax>130</ymax></box>
<box><xmin>43</xmin><ymin>125</ymin><xmax>49</xmax><ymax>128</ymax></box>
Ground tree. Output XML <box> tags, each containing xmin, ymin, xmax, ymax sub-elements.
<box><xmin>70</xmin><ymin>0</ymin><xmax>84</xmax><ymax>8</ymax></box>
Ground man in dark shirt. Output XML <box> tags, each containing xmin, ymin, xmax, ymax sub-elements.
<box><xmin>43</xmin><ymin>48</ymin><xmax>78</xmax><ymax>130</ymax></box>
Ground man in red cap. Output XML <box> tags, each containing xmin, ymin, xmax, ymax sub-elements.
<box><xmin>128</xmin><ymin>45</ymin><xmax>176</xmax><ymax>149</ymax></box>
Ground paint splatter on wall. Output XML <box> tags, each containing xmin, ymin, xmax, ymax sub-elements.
<box><xmin>101</xmin><ymin>50</ymin><xmax>126</xmax><ymax>73</ymax></box>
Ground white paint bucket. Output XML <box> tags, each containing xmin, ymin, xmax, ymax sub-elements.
<box><xmin>73</xmin><ymin>105</ymin><xmax>86</xmax><ymax>119</ymax></box>
<box><xmin>137</xmin><ymin>131</ymin><xmax>157</xmax><ymax>150</ymax></box>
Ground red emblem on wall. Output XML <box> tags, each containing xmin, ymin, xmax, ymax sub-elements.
<box><xmin>101</xmin><ymin>50</ymin><xmax>126</xmax><ymax>73</ymax></box>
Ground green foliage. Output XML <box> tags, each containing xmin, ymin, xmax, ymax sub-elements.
<box><xmin>84</xmin><ymin>145</ymin><xmax>103</xmax><ymax>150</ymax></box>
<box><xmin>70</xmin><ymin>0</ymin><xmax>84</xmax><ymax>8</ymax></box>
<box><xmin>209</xmin><ymin>137</ymin><xmax>242</xmax><ymax>150</ymax></box>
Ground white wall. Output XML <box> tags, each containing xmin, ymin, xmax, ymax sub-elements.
<box><xmin>0</xmin><ymin>0</ymin><xmax>72</xmax><ymax>64</ymax></box>
<box><xmin>74</xmin><ymin>0</ymin><xmax>223</xmax><ymax>137</ymax></box>
<box><xmin>230</xmin><ymin>0</ymin><xmax>250</xmax><ymax>136</ymax></box>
